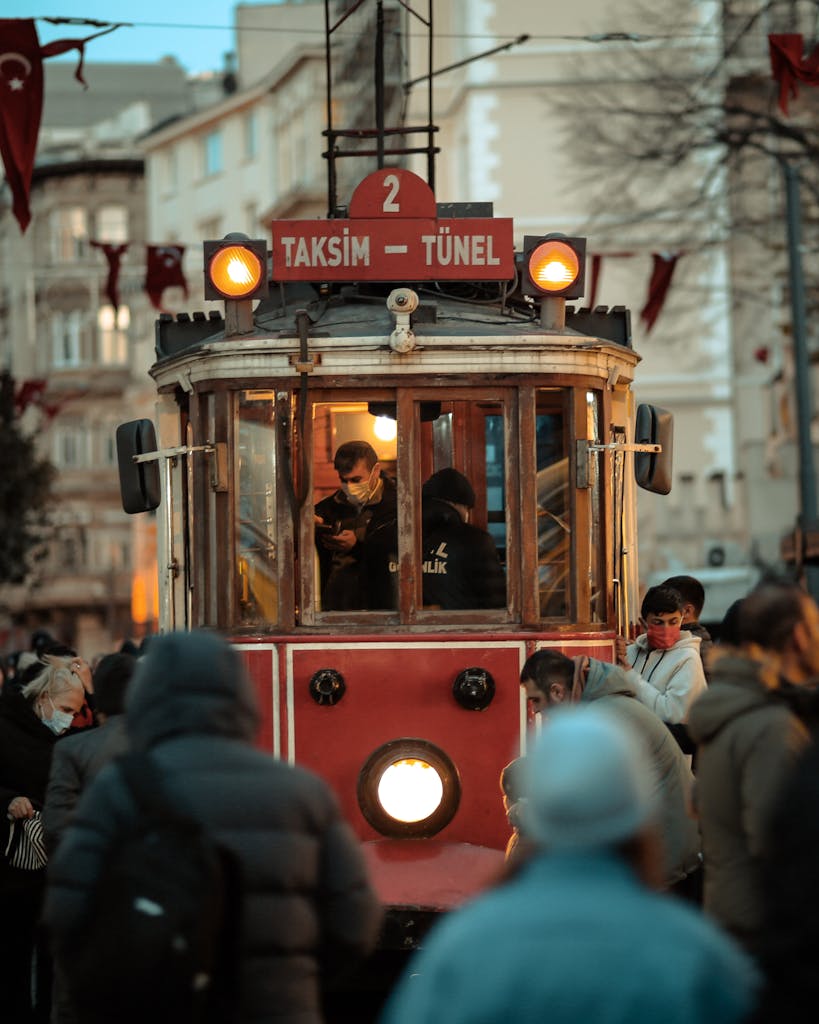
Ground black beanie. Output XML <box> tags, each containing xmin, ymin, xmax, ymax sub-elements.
<box><xmin>422</xmin><ymin>468</ymin><xmax>475</xmax><ymax>508</ymax></box>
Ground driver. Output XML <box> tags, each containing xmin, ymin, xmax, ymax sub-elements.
<box><xmin>314</xmin><ymin>440</ymin><xmax>397</xmax><ymax>610</ymax></box>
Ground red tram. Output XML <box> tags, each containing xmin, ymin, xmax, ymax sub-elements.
<box><xmin>117</xmin><ymin>166</ymin><xmax>671</xmax><ymax>946</ymax></box>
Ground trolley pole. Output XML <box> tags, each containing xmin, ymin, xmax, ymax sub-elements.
<box><xmin>783</xmin><ymin>159</ymin><xmax>819</xmax><ymax>600</ymax></box>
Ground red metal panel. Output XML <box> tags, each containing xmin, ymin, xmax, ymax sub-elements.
<box><xmin>236</xmin><ymin>646</ymin><xmax>276</xmax><ymax>753</ymax></box>
<box><xmin>289</xmin><ymin>642</ymin><xmax>524</xmax><ymax>851</ymax></box>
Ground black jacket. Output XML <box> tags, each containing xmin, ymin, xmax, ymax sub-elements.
<box><xmin>44</xmin><ymin>631</ymin><xmax>382</xmax><ymax>1024</ymax></box>
<box><xmin>0</xmin><ymin>690</ymin><xmax>58</xmax><ymax>851</ymax></box>
<box><xmin>315</xmin><ymin>477</ymin><xmax>397</xmax><ymax>610</ymax></box>
<box><xmin>365</xmin><ymin>498</ymin><xmax>506</xmax><ymax>611</ymax></box>
<box><xmin>419</xmin><ymin>499</ymin><xmax>506</xmax><ymax>610</ymax></box>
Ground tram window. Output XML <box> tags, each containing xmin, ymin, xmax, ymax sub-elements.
<box><xmin>312</xmin><ymin>400</ymin><xmax>398</xmax><ymax>612</ymax></box>
<box><xmin>587</xmin><ymin>391</ymin><xmax>605</xmax><ymax>623</ymax></box>
<box><xmin>536</xmin><ymin>392</ymin><xmax>569</xmax><ymax>618</ymax></box>
<box><xmin>418</xmin><ymin>400</ymin><xmax>507</xmax><ymax>611</ymax></box>
<box><xmin>237</xmin><ymin>393</ymin><xmax>278</xmax><ymax>625</ymax></box>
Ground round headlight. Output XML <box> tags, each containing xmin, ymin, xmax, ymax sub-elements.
<box><xmin>358</xmin><ymin>739</ymin><xmax>460</xmax><ymax>838</ymax></box>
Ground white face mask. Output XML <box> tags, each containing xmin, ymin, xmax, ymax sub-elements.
<box><xmin>342</xmin><ymin>478</ymin><xmax>373</xmax><ymax>505</ymax></box>
<box><xmin>41</xmin><ymin>696</ymin><xmax>75</xmax><ymax>736</ymax></box>
<box><xmin>341</xmin><ymin>467</ymin><xmax>377</xmax><ymax>506</ymax></box>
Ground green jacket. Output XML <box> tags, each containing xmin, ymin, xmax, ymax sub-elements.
<box><xmin>687</xmin><ymin>653</ymin><xmax>810</xmax><ymax>946</ymax></box>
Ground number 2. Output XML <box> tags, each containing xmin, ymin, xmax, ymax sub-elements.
<box><xmin>382</xmin><ymin>173</ymin><xmax>400</xmax><ymax>213</ymax></box>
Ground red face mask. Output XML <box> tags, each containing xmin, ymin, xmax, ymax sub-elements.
<box><xmin>646</xmin><ymin>623</ymin><xmax>681</xmax><ymax>650</ymax></box>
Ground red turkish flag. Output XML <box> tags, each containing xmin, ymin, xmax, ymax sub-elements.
<box><xmin>91</xmin><ymin>241</ymin><xmax>128</xmax><ymax>311</ymax></box>
<box><xmin>0</xmin><ymin>19</ymin><xmax>114</xmax><ymax>233</ymax></box>
<box><xmin>768</xmin><ymin>34</ymin><xmax>819</xmax><ymax>116</ymax></box>
<box><xmin>640</xmin><ymin>253</ymin><xmax>680</xmax><ymax>334</ymax></box>
<box><xmin>145</xmin><ymin>245</ymin><xmax>189</xmax><ymax>311</ymax></box>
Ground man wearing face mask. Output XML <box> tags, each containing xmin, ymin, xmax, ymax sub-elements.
<box><xmin>0</xmin><ymin>656</ymin><xmax>86</xmax><ymax>1020</ymax></box>
<box><xmin>314</xmin><ymin>440</ymin><xmax>397</xmax><ymax>610</ymax></box>
<box><xmin>615</xmin><ymin>584</ymin><xmax>707</xmax><ymax>727</ymax></box>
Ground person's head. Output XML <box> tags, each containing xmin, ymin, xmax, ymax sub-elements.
<box><xmin>21</xmin><ymin>655</ymin><xmax>86</xmax><ymax>735</ymax></box>
<box><xmin>523</xmin><ymin>705</ymin><xmax>657</xmax><ymax>857</ymax></box>
<box><xmin>30</xmin><ymin>628</ymin><xmax>56</xmax><ymax>658</ymax></box>
<box><xmin>422</xmin><ymin>467</ymin><xmax>476</xmax><ymax>523</ymax></box>
<box><xmin>640</xmin><ymin>584</ymin><xmax>685</xmax><ymax>650</ymax></box>
<box><xmin>93</xmin><ymin>652</ymin><xmax>137</xmax><ymax>718</ymax></box>
<box><xmin>333</xmin><ymin>441</ymin><xmax>381</xmax><ymax>506</ymax></box>
<box><xmin>735</xmin><ymin>582</ymin><xmax>819</xmax><ymax>683</ymax></box>
<box><xmin>719</xmin><ymin>598</ymin><xmax>745</xmax><ymax>646</ymax></box>
<box><xmin>520</xmin><ymin>648</ymin><xmax>575</xmax><ymax>714</ymax></box>
<box><xmin>126</xmin><ymin>630</ymin><xmax>260</xmax><ymax>749</ymax></box>
<box><xmin>662</xmin><ymin>574</ymin><xmax>705</xmax><ymax>624</ymax></box>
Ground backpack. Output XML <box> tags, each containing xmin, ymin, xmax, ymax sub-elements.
<box><xmin>63</xmin><ymin>752</ymin><xmax>241</xmax><ymax>1024</ymax></box>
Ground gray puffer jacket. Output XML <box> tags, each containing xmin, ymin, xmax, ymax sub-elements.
<box><xmin>44</xmin><ymin>631</ymin><xmax>382</xmax><ymax>1023</ymax></box>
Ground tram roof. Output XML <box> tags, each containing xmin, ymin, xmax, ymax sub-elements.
<box><xmin>151</xmin><ymin>283</ymin><xmax>640</xmax><ymax>389</ymax></box>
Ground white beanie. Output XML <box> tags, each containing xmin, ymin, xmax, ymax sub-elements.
<box><xmin>523</xmin><ymin>705</ymin><xmax>657</xmax><ymax>849</ymax></box>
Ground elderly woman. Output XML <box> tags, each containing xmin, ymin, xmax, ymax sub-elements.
<box><xmin>0</xmin><ymin>655</ymin><xmax>86</xmax><ymax>1022</ymax></box>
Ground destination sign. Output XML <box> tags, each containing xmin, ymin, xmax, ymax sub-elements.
<box><xmin>270</xmin><ymin>168</ymin><xmax>515</xmax><ymax>282</ymax></box>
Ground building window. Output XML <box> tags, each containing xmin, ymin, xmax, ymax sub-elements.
<box><xmin>96</xmin><ymin>204</ymin><xmax>128</xmax><ymax>243</ymax></box>
<box><xmin>203</xmin><ymin>130</ymin><xmax>223</xmax><ymax>177</ymax></box>
<box><xmin>51</xmin><ymin>206</ymin><xmax>88</xmax><ymax>262</ymax></box>
<box><xmin>198</xmin><ymin>217</ymin><xmax>222</xmax><ymax>241</ymax></box>
<box><xmin>52</xmin><ymin>312</ymin><xmax>82</xmax><ymax>367</ymax></box>
<box><xmin>97</xmin><ymin>305</ymin><xmax>129</xmax><ymax>364</ymax></box>
<box><xmin>243</xmin><ymin>112</ymin><xmax>257</xmax><ymax>159</ymax></box>
<box><xmin>54</xmin><ymin>424</ymin><xmax>87</xmax><ymax>467</ymax></box>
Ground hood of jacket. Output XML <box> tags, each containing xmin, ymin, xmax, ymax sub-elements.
<box><xmin>125</xmin><ymin>631</ymin><xmax>260</xmax><ymax>751</ymax></box>
<box><xmin>686</xmin><ymin>654</ymin><xmax>770</xmax><ymax>744</ymax></box>
<box><xmin>581</xmin><ymin>658</ymin><xmax>639</xmax><ymax>702</ymax></box>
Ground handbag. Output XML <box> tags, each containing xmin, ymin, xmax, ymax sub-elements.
<box><xmin>4</xmin><ymin>811</ymin><xmax>47</xmax><ymax>869</ymax></box>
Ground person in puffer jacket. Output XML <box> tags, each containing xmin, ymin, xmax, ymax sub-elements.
<box><xmin>43</xmin><ymin>630</ymin><xmax>382</xmax><ymax>1023</ymax></box>
<box><xmin>616</xmin><ymin>584</ymin><xmax>707</xmax><ymax>725</ymax></box>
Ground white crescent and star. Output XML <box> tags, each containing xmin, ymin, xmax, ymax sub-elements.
<box><xmin>0</xmin><ymin>51</ymin><xmax>33</xmax><ymax>93</ymax></box>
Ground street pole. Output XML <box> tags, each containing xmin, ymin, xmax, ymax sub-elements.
<box><xmin>783</xmin><ymin>159</ymin><xmax>819</xmax><ymax>599</ymax></box>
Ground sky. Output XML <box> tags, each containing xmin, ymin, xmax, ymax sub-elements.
<box><xmin>12</xmin><ymin>1</ymin><xmax>278</xmax><ymax>76</ymax></box>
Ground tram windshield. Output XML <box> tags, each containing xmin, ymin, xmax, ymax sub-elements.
<box><xmin>232</xmin><ymin>383</ymin><xmax>606</xmax><ymax>629</ymax></box>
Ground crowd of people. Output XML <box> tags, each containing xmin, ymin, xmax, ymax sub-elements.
<box><xmin>3</xmin><ymin>573</ymin><xmax>819</xmax><ymax>1022</ymax></box>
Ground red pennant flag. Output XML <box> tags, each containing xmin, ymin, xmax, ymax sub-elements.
<box><xmin>14</xmin><ymin>378</ymin><xmax>47</xmax><ymax>414</ymax></box>
<box><xmin>768</xmin><ymin>34</ymin><xmax>819</xmax><ymax>116</ymax></box>
<box><xmin>640</xmin><ymin>253</ymin><xmax>680</xmax><ymax>334</ymax></box>
<box><xmin>145</xmin><ymin>245</ymin><xmax>188</xmax><ymax>311</ymax></box>
<box><xmin>0</xmin><ymin>19</ymin><xmax>116</xmax><ymax>233</ymax></box>
<box><xmin>91</xmin><ymin>241</ymin><xmax>128</xmax><ymax>311</ymax></box>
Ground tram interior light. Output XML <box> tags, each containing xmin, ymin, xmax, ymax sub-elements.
<box><xmin>522</xmin><ymin>234</ymin><xmax>586</xmax><ymax>299</ymax></box>
<box><xmin>203</xmin><ymin>236</ymin><xmax>269</xmax><ymax>301</ymax></box>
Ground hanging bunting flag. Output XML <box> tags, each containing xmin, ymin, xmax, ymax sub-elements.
<box><xmin>91</xmin><ymin>241</ymin><xmax>128</xmax><ymax>311</ymax></box>
<box><xmin>14</xmin><ymin>378</ymin><xmax>47</xmax><ymax>415</ymax></box>
<box><xmin>640</xmin><ymin>253</ymin><xmax>680</xmax><ymax>334</ymax></box>
<box><xmin>0</xmin><ymin>18</ymin><xmax>118</xmax><ymax>233</ymax></box>
<box><xmin>768</xmin><ymin>33</ymin><xmax>819</xmax><ymax>116</ymax></box>
<box><xmin>145</xmin><ymin>245</ymin><xmax>188</xmax><ymax>311</ymax></box>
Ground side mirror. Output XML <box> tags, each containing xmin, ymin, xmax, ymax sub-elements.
<box><xmin>116</xmin><ymin>419</ymin><xmax>161</xmax><ymax>513</ymax></box>
<box><xmin>634</xmin><ymin>404</ymin><xmax>673</xmax><ymax>495</ymax></box>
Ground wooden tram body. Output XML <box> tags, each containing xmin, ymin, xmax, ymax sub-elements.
<box><xmin>121</xmin><ymin>168</ymin><xmax>668</xmax><ymax>945</ymax></box>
